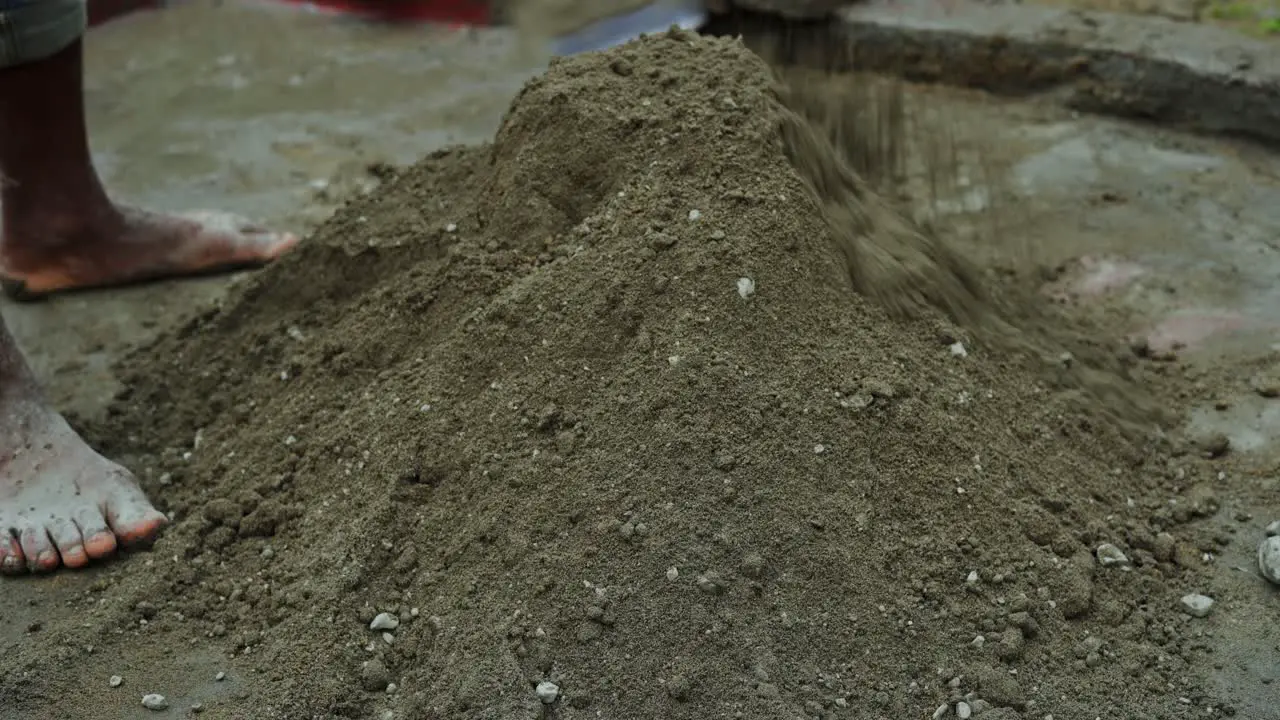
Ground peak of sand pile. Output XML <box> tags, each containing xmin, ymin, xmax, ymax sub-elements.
<box><xmin>13</xmin><ymin>32</ymin><xmax>1218</xmax><ymax>720</ymax></box>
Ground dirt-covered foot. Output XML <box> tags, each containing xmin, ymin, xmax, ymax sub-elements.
<box><xmin>0</xmin><ymin>206</ymin><xmax>299</xmax><ymax>298</ymax></box>
<box><xmin>0</xmin><ymin>408</ymin><xmax>167</xmax><ymax>574</ymax></box>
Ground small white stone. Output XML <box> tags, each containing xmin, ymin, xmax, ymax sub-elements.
<box><xmin>382</xmin><ymin>632</ymin><xmax>395</xmax><ymax>645</ymax></box>
<box><xmin>949</xmin><ymin>342</ymin><xmax>968</xmax><ymax>357</ymax></box>
<box><xmin>109</xmin><ymin>675</ymin><xmax>123</xmax><ymax>688</ymax></box>
<box><xmin>215</xmin><ymin>672</ymin><xmax>226</xmax><ymax>681</ymax></box>
<box><xmin>687</xmin><ymin>209</ymin><xmax>702</xmax><ymax>221</ymax></box>
<box><xmin>370</xmin><ymin>613</ymin><xmax>400</xmax><ymax>631</ymax></box>
<box><xmin>932</xmin><ymin>703</ymin><xmax>950</xmax><ymax>719</ymax></box>
<box><xmin>956</xmin><ymin>701</ymin><xmax>973</xmax><ymax>719</ymax></box>
<box><xmin>736</xmin><ymin>277</ymin><xmax>756</xmax><ymax>299</ymax></box>
<box><xmin>1096</xmin><ymin>543</ymin><xmax>1130</xmax><ymax>567</ymax></box>
<box><xmin>141</xmin><ymin>694</ymin><xmax>169</xmax><ymax>711</ymax></box>
<box><xmin>813</xmin><ymin>444</ymin><xmax>826</xmax><ymax>454</ymax></box>
<box><xmin>535</xmin><ymin>680</ymin><xmax>560</xmax><ymax>704</ymax></box>
<box><xmin>666</xmin><ymin>566</ymin><xmax>679</xmax><ymax>581</ymax></box>
<box><xmin>966</xmin><ymin>570</ymin><xmax>979</xmax><ymax>585</ymax></box>
<box><xmin>970</xmin><ymin>635</ymin><xmax>985</xmax><ymax>649</ymax></box>
<box><xmin>1180</xmin><ymin>593</ymin><xmax>1215</xmax><ymax>618</ymax></box>
<box><xmin>445</xmin><ymin>223</ymin><xmax>458</xmax><ymax>233</ymax></box>
<box><xmin>1258</xmin><ymin>535</ymin><xmax>1280</xmax><ymax>585</ymax></box>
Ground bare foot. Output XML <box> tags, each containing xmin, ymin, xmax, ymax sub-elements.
<box><xmin>0</xmin><ymin>206</ymin><xmax>299</xmax><ymax>298</ymax></box>
<box><xmin>0</xmin><ymin>405</ymin><xmax>166</xmax><ymax>574</ymax></box>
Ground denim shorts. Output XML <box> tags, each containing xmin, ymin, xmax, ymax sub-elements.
<box><xmin>0</xmin><ymin>0</ymin><xmax>86</xmax><ymax>69</ymax></box>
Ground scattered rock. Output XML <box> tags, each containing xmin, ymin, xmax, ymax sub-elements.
<box><xmin>535</xmin><ymin>680</ymin><xmax>560</xmax><ymax>704</ymax></box>
<box><xmin>1179</xmin><ymin>593</ymin><xmax>1215</xmax><ymax>618</ymax></box>
<box><xmin>1258</xmin><ymin>535</ymin><xmax>1280</xmax><ymax>586</ymax></box>
<box><xmin>141</xmin><ymin>694</ymin><xmax>169</xmax><ymax>711</ymax></box>
<box><xmin>215</xmin><ymin>672</ymin><xmax>226</xmax><ymax>682</ymax></box>
<box><xmin>109</xmin><ymin>675</ymin><xmax>123</xmax><ymax>688</ymax></box>
<box><xmin>370</xmin><ymin>613</ymin><xmax>400</xmax><ymax>631</ymax></box>
<box><xmin>956</xmin><ymin>700</ymin><xmax>972</xmax><ymax>719</ymax></box>
<box><xmin>1095</xmin><ymin>543</ymin><xmax>1129</xmax><ymax>567</ymax></box>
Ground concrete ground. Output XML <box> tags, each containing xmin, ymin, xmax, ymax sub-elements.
<box><xmin>0</xmin><ymin>1</ymin><xmax>1275</xmax><ymax>717</ymax></box>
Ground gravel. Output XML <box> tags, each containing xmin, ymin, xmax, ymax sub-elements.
<box><xmin>370</xmin><ymin>613</ymin><xmax>400</xmax><ymax>631</ymax></box>
<box><xmin>1258</xmin><ymin>535</ymin><xmax>1280</xmax><ymax>585</ymax></box>
<box><xmin>1179</xmin><ymin>593</ymin><xmax>1215</xmax><ymax>618</ymax></box>
<box><xmin>536</xmin><ymin>680</ymin><xmax>560</xmax><ymax>704</ymax></box>
<box><xmin>1095</xmin><ymin>543</ymin><xmax>1130</xmax><ymax>567</ymax></box>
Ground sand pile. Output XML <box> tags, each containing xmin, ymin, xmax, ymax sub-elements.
<box><xmin>6</xmin><ymin>31</ymin><xmax>1223</xmax><ymax>720</ymax></box>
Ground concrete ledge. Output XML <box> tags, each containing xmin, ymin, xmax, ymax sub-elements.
<box><xmin>705</xmin><ymin>0</ymin><xmax>1280</xmax><ymax>148</ymax></box>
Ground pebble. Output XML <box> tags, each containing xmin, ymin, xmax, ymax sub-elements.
<box><xmin>215</xmin><ymin>672</ymin><xmax>226</xmax><ymax>681</ymax></box>
<box><xmin>141</xmin><ymin>694</ymin><xmax>169</xmax><ymax>711</ymax></box>
<box><xmin>535</xmin><ymin>680</ymin><xmax>560</xmax><ymax>704</ymax></box>
<box><xmin>736</xmin><ymin>277</ymin><xmax>756</xmax><ymax>299</ymax></box>
<box><xmin>1095</xmin><ymin>543</ymin><xmax>1130</xmax><ymax>567</ymax></box>
<box><xmin>666</xmin><ymin>566</ymin><xmax>679</xmax><ymax>581</ymax></box>
<box><xmin>956</xmin><ymin>701</ymin><xmax>973</xmax><ymax>719</ymax></box>
<box><xmin>932</xmin><ymin>703</ymin><xmax>949</xmax><ymax>719</ymax></box>
<box><xmin>1180</xmin><ymin>593</ymin><xmax>1215</xmax><ymax>618</ymax></box>
<box><xmin>1258</xmin><ymin>535</ymin><xmax>1280</xmax><ymax>585</ymax></box>
<box><xmin>109</xmin><ymin>675</ymin><xmax>123</xmax><ymax>688</ymax></box>
<box><xmin>949</xmin><ymin>342</ymin><xmax>968</xmax><ymax>357</ymax></box>
<box><xmin>370</xmin><ymin>613</ymin><xmax>400</xmax><ymax>631</ymax></box>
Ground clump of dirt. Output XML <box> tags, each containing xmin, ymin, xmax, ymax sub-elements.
<box><xmin>9</xmin><ymin>31</ymin><xmax>1228</xmax><ymax>720</ymax></box>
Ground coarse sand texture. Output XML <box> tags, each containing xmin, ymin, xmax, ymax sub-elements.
<box><xmin>11</xmin><ymin>31</ymin><xmax>1224</xmax><ymax>720</ymax></box>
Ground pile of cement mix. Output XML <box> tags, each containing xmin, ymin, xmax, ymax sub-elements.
<box><xmin>9</xmin><ymin>32</ymin><xmax>1222</xmax><ymax>720</ymax></box>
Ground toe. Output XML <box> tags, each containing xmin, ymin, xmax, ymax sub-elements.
<box><xmin>102</xmin><ymin>479</ymin><xmax>168</xmax><ymax>547</ymax></box>
<box><xmin>73</xmin><ymin>505</ymin><xmax>117</xmax><ymax>559</ymax></box>
<box><xmin>0</xmin><ymin>534</ymin><xmax>26</xmax><ymax>575</ymax></box>
<box><xmin>17</xmin><ymin>524</ymin><xmax>60</xmax><ymax>572</ymax></box>
<box><xmin>46</xmin><ymin>515</ymin><xmax>89</xmax><ymax>569</ymax></box>
<box><xmin>179</xmin><ymin>210</ymin><xmax>300</xmax><ymax>261</ymax></box>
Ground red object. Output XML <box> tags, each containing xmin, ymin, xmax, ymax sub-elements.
<box><xmin>268</xmin><ymin>0</ymin><xmax>491</xmax><ymax>25</ymax></box>
<box><xmin>88</xmin><ymin>0</ymin><xmax>164</xmax><ymax>27</ymax></box>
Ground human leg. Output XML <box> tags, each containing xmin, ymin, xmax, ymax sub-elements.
<box><xmin>0</xmin><ymin>2</ymin><xmax>298</xmax><ymax>297</ymax></box>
